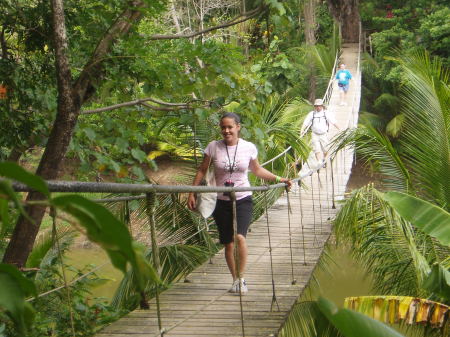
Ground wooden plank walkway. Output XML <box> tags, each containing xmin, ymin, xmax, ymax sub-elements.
<box><xmin>97</xmin><ymin>43</ymin><xmax>360</xmax><ymax>337</ymax></box>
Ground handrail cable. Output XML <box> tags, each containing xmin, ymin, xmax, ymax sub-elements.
<box><xmin>264</xmin><ymin>190</ymin><xmax>280</xmax><ymax>312</ymax></box>
<box><xmin>298</xmin><ymin>185</ymin><xmax>307</xmax><ymax>265</ymax></box>
<box><xmin>285</xmin><ymin>187</ymin><xmax>296</xmax><ymax>285</ymax></box>
<box><xmin>231</xmin><ymin>192</ymin><xmax>246</xmax><ymax>337</ymax></box>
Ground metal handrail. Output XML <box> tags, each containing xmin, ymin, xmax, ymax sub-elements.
<box><xmin>11</xmin><ymin>169</ymin><xmax>317</xmax><ymax>195</ymax></box>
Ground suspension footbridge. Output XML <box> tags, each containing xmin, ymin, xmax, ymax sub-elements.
<box><xmin>95</xmin><ymin>42</ymin><xmax>361</xmax><ymax>337</ymax></box>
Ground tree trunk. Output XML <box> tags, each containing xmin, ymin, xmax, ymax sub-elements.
<box><xmin>3</xmin><ymin>0</ymin><xmax>78</xmax><ymax>267</ymax></box>
<box><xmin>327</xmin><ymin>0</ymin><xmax>360</xmax><ymax>43</ymax></box>
<box><xmin>2</xmin><ymin>0</ymin><xmax>146</xmax><ymax>267</ymax></box>
<box><xmin>1</xmin><ymin>25</ymin><xmax>9</xmax><ymax>59</ymax></box>
<box><xmin>303</xmin><ymin>0</ymin><xmax>317</xmax><ymax>102</ymax></box>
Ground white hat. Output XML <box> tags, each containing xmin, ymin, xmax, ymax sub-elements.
<box><xmin>314</xmin><ymin>98</ymin><xmax>324</xmax><ymax>106</ymax></box>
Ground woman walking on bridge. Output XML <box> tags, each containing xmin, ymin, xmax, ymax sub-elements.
<box><xmin>336</xmin><ymin>63</ymin><xmax>352</xmax><ymax>105</ymax></box>
<box><xmin>188</xmin><ymin>112</ymin><xmax>291</xmax><ymax>294</ymax></box>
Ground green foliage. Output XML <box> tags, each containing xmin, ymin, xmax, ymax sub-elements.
<box><xmin>0</xmin><ymin>264</ymin><xmax>36</xmax><ymax>335</ymax></box>
<box><xmin>249</xmin><ymin>37</ymin><xmax>300</xmax><ymax>96</ymax></box>
<box><xmin>423</xmin><ymin>263</ymin><xmax>450</xmax><ymax>302</ymax></box>
<box><xmin>382</xmin><ymin>192</ymin><xmax>450</xmax><ymax>246</ymax></box>
<box><xmin>25</xmin><ymin>225</ymin><xmax>76</xmax><ymax>269</ymax></box>
<box><xmin>385</xmin><ymin>113</ymin><xmax>404</xmax><ymax>138</ymax></box>
<box><xmin>417</xmin><ymin>7</ymin><xmax>450</xmax><ymax>62</ymax></box>
<box><xmin>359</xmin><ymin>0</ymin><xmax>449</xmax><ymax>128</ymax></box>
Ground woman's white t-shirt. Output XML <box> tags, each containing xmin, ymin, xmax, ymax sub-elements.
<box><xmin>204</xmin><ymin>139</ymin><xmax>258</xmax><ymax>201</ymax></box>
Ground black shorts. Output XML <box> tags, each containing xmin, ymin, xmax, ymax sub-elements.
<box><xmin>212</xmin><ymin>196</ymin><xmax>253</xmax><ymax>244</ymax></box>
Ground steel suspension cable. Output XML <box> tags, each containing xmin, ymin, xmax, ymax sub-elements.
<box><xmin>316</xmin><ymin>171</ymin><xmax>323</xmax><ymax>234</ymax></box>
<box><xmin>330</xmin><ymin>157</ymin><xmax>336</xmax><ymax>209</ymax></box>
<box><xmin>297</xmin><ymin>182</ymin><xmax>307</xmax><ymax>266</ymax></box>
<box><xmin>284</xmin><ymin>187</ymin><xmax>296</xmax><ymax>285</ymax></box>
<box><xmin>231</xmin><ymin>192</ymin><xmax>246</xmax><ymax>337</ymax></box>
<box><xmin>309</xmin><ymin>175</ymin><xmax>318</xmax><ymax>245</ymax></box>
<box><xmin>324</xmin><ymin>160</ymin><xmax>331</xmax><ymax>220</ymax></box>
<box><xmin>263</xmin><ymin>191</ymin><xmax>280</xmax><ymax>312</ymax></box>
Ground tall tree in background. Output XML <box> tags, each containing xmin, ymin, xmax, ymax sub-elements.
<box><xmin>327</xmin><ymin>0</ymin><xmax>360</xmax><ymax>42</ymax></box>
<box><xmin>303</xmin><ymin>0</ymin><xmax>318</xmax><ymax>102</ymax></box>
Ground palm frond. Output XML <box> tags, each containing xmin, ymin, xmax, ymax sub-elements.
<box><xmin>386</xmin><ymin>114</ymin><xmax>405</xmax><ymax>138</ymax></box>
<box><xmin>331</xmin><ymin>127</ymin><xmax>412</xmax><ymax>191</ymax></box>
<box><xmin>359</xmin><ymin>111</ymin><xmax>387</xmax><ymax>130</ymax></box>
<box><xmin>393</xmin><ymin>50</ymin><xmax>450</xmax><ymax>209</ymax></box>
<box><xmin>334</xmin><ymin>185</ymin><xmax>437</xmax><ymax>296</ymax></box>
<box><xmin>257</xmin><ymin>94</ymin><xmax>310</xmax><ymax>162</ymax></box>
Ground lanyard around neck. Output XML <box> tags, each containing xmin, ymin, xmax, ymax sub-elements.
<box><xmin>224</xmin><ymin>139</ymin><xmax>239</xmax><ymax>178</ymax></box>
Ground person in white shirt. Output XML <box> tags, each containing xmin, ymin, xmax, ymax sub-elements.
<box><xmin>187</xmin><ymin>112</ymin><xmax>292</xmax><ymax>294</ymax></box>
<box><xmin>300</xmin><ymin>99</ymin><xmax>339</xmax><ymax>163</ymax></box>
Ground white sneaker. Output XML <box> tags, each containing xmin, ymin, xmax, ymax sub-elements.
<box><xmin>228</xmin><ymin>279</ymin><xmax>239</xmax><ymax>293</ymax></box>
<box><xmin>238</xmin><ymin>278</ymin><xmax>248</xmax><ymax>294</ymax></box>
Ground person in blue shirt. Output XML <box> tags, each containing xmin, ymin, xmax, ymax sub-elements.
<box><xmin>335</xmin><ymin>63</ymin><xmax>352</xmax><ymax>105</ymax></box>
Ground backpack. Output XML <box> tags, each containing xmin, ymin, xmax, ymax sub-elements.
<box><xmin>310</xmin><ymin>110</ymin><xmax>329</xmax><ymax>135</ymax></box>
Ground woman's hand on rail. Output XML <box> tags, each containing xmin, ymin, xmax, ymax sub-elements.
<box><xmin>280</xmin><ymin>178</ymin><xmax>292</xmax><ymax>190</ymax></box>
<box><xmin>187</xmin><ymin>192</ymin><xmax>196</xmax><ymax>211</ymax></box>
